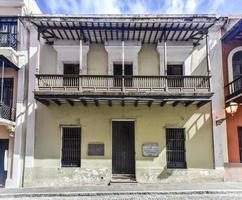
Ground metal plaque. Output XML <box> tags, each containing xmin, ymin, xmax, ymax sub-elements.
<box><xmin>142</xmin><ymin>143</ymin><xmax>160</xmax><ymax>157</ymax></box>
<box><xmin>88</xmin><ymin>143</ymin><xmax>104</xmax><ymax>156</ymax></box>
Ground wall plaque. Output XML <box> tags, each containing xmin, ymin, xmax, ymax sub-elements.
<box><xmin>142</xmin><ymin>143</ymin><xmax>160</xmax><ymax>157</ymax></box>
<box><xmin>88</xmin><ymin>144</ymin><xmax>104</xmax><ymax>156</ymax></box>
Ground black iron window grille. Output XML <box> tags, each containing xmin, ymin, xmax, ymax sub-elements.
<box><xmin>61</xmin><ymin>127</ymin><xmax>81</xmax><ymax>167</ymax></box>
<box><xmin>166</xmin><ymin>128</ymin><xmax>187</xmax><ymax>168</ymax></box>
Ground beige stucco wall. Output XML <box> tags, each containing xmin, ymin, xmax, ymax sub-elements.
<box><xmin>39</xmin><ymin>40</ymin><xmax>57</xmax><ymax>74</ymax></box>
<box><xmin>23</xmin><ymin>102</ymin><xmax>220</xmax><ymax>187</ymax></box>
<box><xmin>87</xmin><ymin>44</ymin><xmax>108</xmax><ymax>75</ymax></box>
<box><xmin>40</xmin><ymin>42</ymin><xmax>208</xmax><ymax>76</ymax></box>
<box><xmin>138</xmin><ymin>44</ymin><xmax>159</xmax><ymax>75</ymax></box>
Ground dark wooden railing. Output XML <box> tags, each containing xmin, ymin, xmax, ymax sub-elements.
<box><xmin>0</xmin><ymin>103</ymin><xmax>15</xmax><ymax>121</ymax></box>
<box><xmin>36</xmin><ymin>74</ymin><xmax>211</xmax><ymax>93</ymax></box>
<box><xmin>0</xmin><ymin>32</ymin><xmax>17</xmax><ymax>50</ymax></box>
<box><xmin>225</xmin><ymin>76</ymin><xmax>242</xmax><ymax>97</ymax></box>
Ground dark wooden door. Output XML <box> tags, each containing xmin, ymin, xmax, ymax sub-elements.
<box><xmin>112</xmin><ymin>121</ymin><xmax>135</xmax><ymax>176</ymax></box>
<box><xmin>167</xmin><ymin>65</ymin><xmax>184</xmax><ymax>87</ymax></box>
<box><xmin>0</xmin><ymin>78</ymin><xmax>13</xmax><ymax>120</ymax></box>
<box><xmin>113</xmin><ymin>64</ymin><xmax>133</xmax><ymax>87</ymax></box>
<box><xmin>63</xmin><ymin>64</ymin><xmax>79</xmax><ymax>87</ymax></box>
<box><xmin>0</xmin><ymin>139</ymin><xmax>8</xmax><ymax>187</ymax></box>
<box><xmin>238</xmin><ymin>128</ymin><xmax>242</xmax><ymax>163</ymax></box>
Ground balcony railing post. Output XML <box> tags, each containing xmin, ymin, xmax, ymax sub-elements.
<box><xmin>79</xmin><ymin>76</ymin><xmax>82</xmax><ymax>91</ymax></box>
<box><xmin>122</xmin><ymin>76</ymin><xmax>125</xmax><ymax>92</ymax></box>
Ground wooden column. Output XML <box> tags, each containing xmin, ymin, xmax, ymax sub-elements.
<box><xmin>122</xmin><ymin>40</ymin><xmax>125</xmax><ymax>92</ymax></box>
<box><xmin>79</xmin><ymin>40</ymin><xmax>83</xmax><ymax>91</ymax></box>
<box><xmin>164</xmin><ymin>38</ymin><xmax>168</xmax><ymax>91</ymax></box>
<box><xmin>206</xmin><ymin>34</ymin><xmax>212</xmax><ymax>91</ymax></box>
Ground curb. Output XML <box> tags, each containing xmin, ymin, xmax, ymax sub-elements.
<box><xmin>1</xmin><ymin>190</ymin><xmax>242</xmax><ymax>198</ymax></box>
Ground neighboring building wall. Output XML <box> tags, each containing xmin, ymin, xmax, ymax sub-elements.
<box><xmin>23</xmin><ymin>103</ymin><xmax>220</xmax><ymax>187</ymax></box>
<box><xmin>222</xmin><ymin>39</ymin><xmax>242</xmax><ymax>163</ymax></box>
<box><xmin>0</xmin><ymin>68</ymin><xmax>18</xmax><ymax>113</ymax></box>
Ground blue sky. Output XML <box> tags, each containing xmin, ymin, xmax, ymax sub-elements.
<box><xmin>35</xmin><ymin>0</ymin><xmax>242</xmax><ymax>14</ymax></box>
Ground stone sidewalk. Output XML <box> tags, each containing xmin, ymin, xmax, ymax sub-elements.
<box><xmin>1</xmin><ymin>182</ymin><xmax>242</xmax><ymax>199</ymax></box>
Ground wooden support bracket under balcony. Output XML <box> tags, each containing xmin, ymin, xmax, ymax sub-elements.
<box><xmin>160</xmin><ymin>101</ymin><xmax>167</xmax><ymax>107</ymax></box>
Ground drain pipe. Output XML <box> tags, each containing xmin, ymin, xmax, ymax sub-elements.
<box><xmin>0</xmin><ymin>60</ymin><xmax>5</xmax><ymax>117</ymax></box>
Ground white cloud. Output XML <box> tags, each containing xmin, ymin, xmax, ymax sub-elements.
<box><xmin>209</xmin><ymin>0</ymin><xmax>226</xmax><ymax>12</ymax></box>
<box><xmin>42</xmin><ymin>0</ymin><xmax>226</xmax><ymax>15</ymax></box>
<box><xmin>163</xmin><ymin>0</ymin><xmax>201</xmax><ymax>14</ymax></box>
<box><xmin>121</xmin><ymin>0</ymin><xmax>148</xmax><ymax>14</ymax></box>
<box><xmin>46</xmin><ymin>0</ymin><xmax>121</xmax><ymax>14</ymax></box>
<box><xmin>184</xmin><ymin>0</ymin><xmax>201</xmax><ymax>13</ymax></box>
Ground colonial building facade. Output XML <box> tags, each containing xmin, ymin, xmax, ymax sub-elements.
<box><xmin>222</xmin><ymin>18</ymin><xmax>242</xmax><ymax>181</ymax></box>
<box><xmin>12</xmin><ymin>14</ymin><xmax>228</xmax><ymax>187</ymax></box>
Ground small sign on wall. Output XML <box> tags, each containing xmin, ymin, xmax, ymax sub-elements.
<box><xmin>88</xmin><ymin>143</ymin><xmax>104</xmax><ymax>156</ymax></box>
<box><xmin>142</xmin><ymin>143</ymin><xmax>160</xmax><ymax>157</ymax></box>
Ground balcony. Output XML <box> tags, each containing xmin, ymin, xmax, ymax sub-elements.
<box><xmin>0</xmin><ymin>32</ymin><xmax>17</xmax><ymax>50</ymax></box>
<box><xmin>35</xmin><ymin>74</ymin><xmax>212</xmax><ymax>107</ymax></box>
<box><xmin>225</xmin><ymin>76</ymin><xmax>242</xmax><ymax>103</ymax></box>
<box><xmin>0</xmin><ymin>103</ymin><xmax>15</xmax><ymax>122</ymax></box>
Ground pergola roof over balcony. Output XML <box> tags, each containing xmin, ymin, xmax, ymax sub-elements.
<box><xmin>21</xmin><ymin>14</ymin><xmax>225</xmax><ymax>45</ymax></box>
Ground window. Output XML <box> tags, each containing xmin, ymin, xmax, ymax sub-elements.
<box><xmin>113</xmin><ymin>64</ymin><xmax>133</xmax><ymax>87</ymax></box>
<box><xmin>61</xmin><ymin>127</ymin><xmax>81</xmax><ymax>167</ymax></box>
<box><xmin>166</xmin><ymin>128</ymin><xmax>186</xmax><ymax>168</ymax></box>
<box><xmin>238</xmin><ymin>127</ymin><xmax>242</xmax><ymax>163</ymax></box>
<box><xmin>232</xmin><ymin>51</ymin><xmax>242</xmax><ymax>91</ymax></box>
<box><xmin>167</xmin><ymin>64</ymin><xmax>183</xmax><ymax>76</ymax></box>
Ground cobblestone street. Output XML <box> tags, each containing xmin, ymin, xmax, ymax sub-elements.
<box><xmin>1</xmin><ymin>193</ymin><xmax>242</xmax><ymax>200</ymax></box>
<box><xmin>1</xmin><ymin>182</ymin><xmax>242</xmax><ymax>200</ymax></box>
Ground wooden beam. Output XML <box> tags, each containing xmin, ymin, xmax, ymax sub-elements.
<box><xmin>108</xmin><ymin>100</ymin><xmax>112</xmax><ymax>107</ymax></box>
<box><xmin>67</xmin><ymin>100</ymin><xmax>74</xmax><ymax>106</ymax></box>
<box><xmin>36</xmin><ymin>99</ymin><xmax>50</xmax><ymax>106</ymax></box>
<box><xmin>104</xmin><ymin>23</ymin><xmax>108</xmax><ymax>41</ymax></box>
<box><xmin>132</xmin><ymin>23</ymin><xmax>136</xmax><ymax>40</ymax></box>
<box><xmin>134</xmin><ymin>100</ymin><xmax>138</xmax><ymax>107</ymax></box>
<box><xmin>53</xmin><ymin>21</ymin><xmax>64</xmax><ymax>39</ymax></box>
<box><xmin>184</xmin><ymin>101</ymin><xmax>193</xmax><ymax>107</ymax></box>
<box><xmin>94</xmin><ymin>99</ymin><xmax>99</xmax><ymax>107</ymax></box>
<box><xmin>172</xmin><ymin>101</ymin><xmax>180</xmax><ymax>107</ymax></box>
<box><xmin>60</xmin><ymin>22</ymin><xmax>70</xmax><ymax>40</ymax></box>
<box><xmin>110</xmin><ymin>22</ymin><xmax>113</xmax><ymax>40</ymax></box>
<box><xmin>66</xmin><ymin>22</ymin><xmax>75</xmax><ymax>40</ymax></box>
<box><xmin>160</xmin><ymin>101</ymin><xmax>167</xmax><ymax>107</ymax></box>
<box><xmin>98</xmin><ymin>22</ymin><xmax>103</xmax><ymax>43</ymax></box>
<box><xmin>147</xmin><ymin>100</ymin><xmax>153</xmax><ymax>107</ymax></box>
<box><xmin>142</xmin><ymin>23</ymin><xmax>149</xmax><ymax>43</ymax></box>
<box><xmin>148</xmin><ymin>23</ymin><xmax>155</xmax><ymax>43</ymax></box>
<box><xmin>121</xmin><ymin>100</ymin><xmax>125</xmax><ymax>107</ymax></box>
<box><xmin>85</xmin><ymin>22</ymin><xmax>92</xmax><ymax>43</ymax></box>
<box><xmin>197</xmin><ymin>101</ymin><xmax>209</xmax><ymax>108</ymax></box>
<box><xmin>81</xmin><ymin>99</ymin><xmax>87</xmax><ymax>106</ymax></box>
<box><xmin>53</xmin><ymin>99</ymin><xmax>61</xmax><ymax>106</ymax></box>
<box><xmin>153</xmin><ymin>23</ymin><xmax>161</xmax><ymax>43</ymax></box>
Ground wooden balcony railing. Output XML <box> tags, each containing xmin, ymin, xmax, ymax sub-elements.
<box><xmin>36</xmin><ymin>75</ymin><xmax>211</xmax><ymax>94</ymax></box>
<box><xmin>0</xmin><ymin>32</ymin><xmax>17</xmax><ymax>50</ymax></box>
<box><xmin>225</xmin><ymin>76</ymin><xmax>242</xmax><ymax>98</ymax></box>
